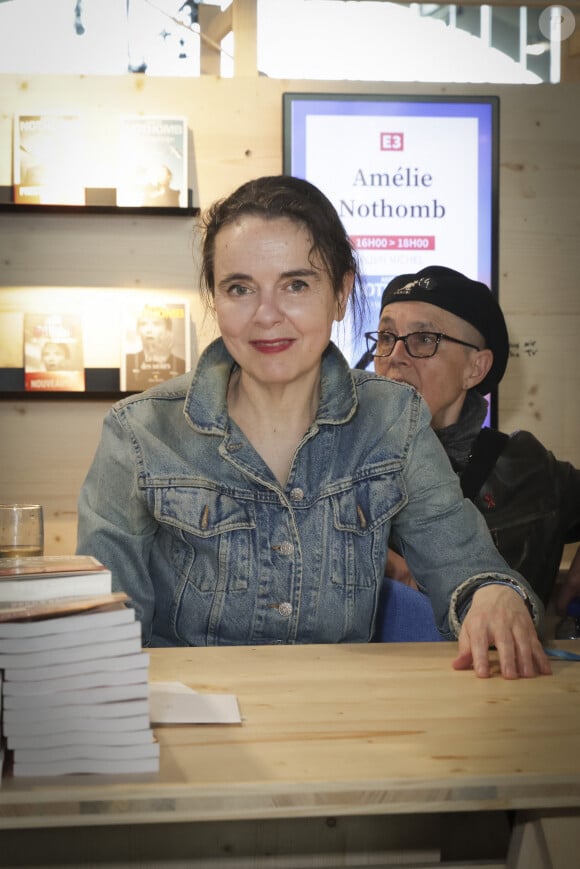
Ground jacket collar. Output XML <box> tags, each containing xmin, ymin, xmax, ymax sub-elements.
<box><xmin>184</xmin><ymin>338</ymin><xmax>358</xmax><ymax>433</ymax></box>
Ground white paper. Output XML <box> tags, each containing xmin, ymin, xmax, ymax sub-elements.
<box><xmin>149</xmin><ymin>681</ymin><xmax>241</xmax><ymax>725</ymax></box>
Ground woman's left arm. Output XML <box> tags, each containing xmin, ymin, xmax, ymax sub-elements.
<box><xmin>390</xmin><ymin>395</ymin><xmax>551</xmax><ymax>678</ymax></box>
<box><xmin>453</xmin><ymin>584</ymin><xmax>551</xmax><ymax>678</ymax></box>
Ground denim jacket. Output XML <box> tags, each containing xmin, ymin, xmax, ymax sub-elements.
<box><xmin>77</xmin><ymin>339</ymin><xmax>542</xmax><ymax>646</ymax></box>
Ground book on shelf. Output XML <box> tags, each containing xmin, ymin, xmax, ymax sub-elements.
<box><xmin>120</xmin><ymin>299</ymin><xmax>191</xmax><ymax>392</ymax></box>
<box><xmin>117</xmin><ymin>114</ymin><xmax>188</xmax><ymax>208</ymax></box>
<box><xmin>13</xmin><ymin>113</ymin><xmax>86</xmax><ymax>206</ymax></box>
<box><xmin>0</xmin><ymin>554</ymin><xmax>111</xmax><ymax>603</ymax></box>
<box><xmin>23</xmin><ymin>312</ymin><xmax>85</xmax><ymax>392</ymax></box>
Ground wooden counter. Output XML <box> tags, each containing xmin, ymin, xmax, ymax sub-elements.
<box><xmin>1</xmin><ymin>641</ymin><xmax>580</xmax><ymax>867</ymax></box>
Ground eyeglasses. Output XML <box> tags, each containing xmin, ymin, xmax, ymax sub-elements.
<box><xmin>364</xmin><ymin>331</ymin><xmax>481</xmax><ymax>359</ymax></box>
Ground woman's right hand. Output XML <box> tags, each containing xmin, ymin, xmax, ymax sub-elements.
<box><xmin>385</xmin><ymin>548</ymin><xmax>418</xmax><ymax>589</ymax></box>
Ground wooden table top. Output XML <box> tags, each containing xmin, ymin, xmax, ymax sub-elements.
<box><xmin>2</xmin><ymin>641</ymin><xmax>580</xmax><ymax>829</ymax></box>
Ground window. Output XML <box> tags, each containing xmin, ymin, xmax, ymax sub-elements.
<box><xmin>0</xmin><ymin>0</ymin><xmax>573</xmax><ymax>82</ymax></box>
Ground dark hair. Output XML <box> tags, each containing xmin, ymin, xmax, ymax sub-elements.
<box><xmin>199</xmin><ymin>175</ymin><xmax>366</xmax><ymax>333</ymax></box>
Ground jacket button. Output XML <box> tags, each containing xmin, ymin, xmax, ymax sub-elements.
<box><xmin>289</xmin><ymin>487</ymin><xmax>304</xmax><ymax>501</ymax></box>
<box><xmin>278</xmin><ymin>602</ymin><xmax>293</xmax><ymax>617</ymax></box>
<box><xmin>277</xmin><ymin>541</ymin><xmax>294</xmax><ymax>556</ymax></box>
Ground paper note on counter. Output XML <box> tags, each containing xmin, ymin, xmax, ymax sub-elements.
<box><xmin>150</xmin><ymin>681</ymin><xmax>242</xmax><ymax>724</ymax></box>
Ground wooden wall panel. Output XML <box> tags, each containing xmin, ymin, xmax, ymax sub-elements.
<box><xmin>0</xmin><ymin>75</ymin><xmax>579</xmax><ymax>556</ymax></box>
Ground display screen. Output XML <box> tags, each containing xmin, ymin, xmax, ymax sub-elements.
<box><xmin>283</xmin><ymin>93</ymin><xmax>499</xmax><ymax>425</ymax></box>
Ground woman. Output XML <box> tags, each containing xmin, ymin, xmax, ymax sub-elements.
<box><xmin>77</xmin><ymin>175</ymin><xmax>550</xmax><ymax>679</ymax></box>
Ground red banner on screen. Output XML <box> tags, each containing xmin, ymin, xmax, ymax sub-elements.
<box><xmin>351</xmin><ymin>235</ymin><xmax>435</xmax><ymax>251</ymax></box>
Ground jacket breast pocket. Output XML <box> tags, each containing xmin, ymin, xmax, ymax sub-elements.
<box><xmin>151</xmin><ymin>483</ymin><xmax>256</xmax><ymax>593</ymax></box>
<box><xmin>330</xmin><ymin>470</ymin><xmax>406</xmax><ymax>588</ymax></box>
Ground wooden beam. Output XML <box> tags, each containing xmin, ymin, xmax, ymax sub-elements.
<box><xmin>198</xmin><ymin>1</ymin><xmax>257</xmax><ymax>77</ymax></box>
<box><xmin>199</xmin><ymin>3</ymin><xmax>233</xmax><ymax>45</ymax></box>
<box><xmin>198</xmin><ymin>4</ymin><xmax>229</xmax><ymax>75</ymax></box>
<box><xmin>561</xmin><ymin>13</ymin><xmax>580</xmax><ymax>82</ymax></box>
<box><xmin>232</xmin><ymin>0</ymin><xmax>258</xmax><ymax>76</ymax></box>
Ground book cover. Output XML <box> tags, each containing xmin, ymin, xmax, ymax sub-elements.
<box><xmin>23</xmin><ymin>312</ymin><xmax>85</xmax><ymax>392</ymax></box>
<box><xmin>117</xmin><ymin>115</ymin><xmax>188</xmax><ymax>208</ymax></box>
<box><xmin>0</xmin><ymin>592</ymin><xmax>129</xmax><ymax>623</ymax></box>
<box><xmin>0</xmin><ymin>554</ymin><xmax>109</xmax><ymax>579</ymax></box>
<box><xmin>13</xmin><ymin>114</ymin><xmax>85</xmax><ymax>205</ymax></box>
<box><xmin>120</xmin><ymin>299</ymin><xmax>191</xmax><ymax>392</ymax></box>
<box><xmin>0</xmin><ymin>556</ymin><xmax>112</xmax><ymax>603</ymax></box>
<box><xmin>0</xmin><ymin>599</ymin><xmax>132</xmax><ymax>637</ymax></box>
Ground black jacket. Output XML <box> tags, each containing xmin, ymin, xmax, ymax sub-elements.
<box><xmin>464</xmin><ymin>429</ymin><xmax>580</xmax><ymax>606</ymax></box>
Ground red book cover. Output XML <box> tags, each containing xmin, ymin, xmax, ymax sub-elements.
<box><xmin>23</xmin><ymin>312</ymin><xmax>85</xmax><ymax>392</ymax></box>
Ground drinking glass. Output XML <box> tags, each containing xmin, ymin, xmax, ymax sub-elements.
<box><xmin>0</xmin><ymin>504</ymin><xmax>44</xmax><ymax>558</ymax></box>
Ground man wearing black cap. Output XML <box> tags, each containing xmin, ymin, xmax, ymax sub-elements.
<box><xmin>368</xmin><ymin>265</ymin><xmax>580</xmax><ymax>617</ymax></box>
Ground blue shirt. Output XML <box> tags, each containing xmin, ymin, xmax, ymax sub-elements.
<box><xmin>77</xmin><ymin>339</ymin><xmax>542</xmax><ymax>646</ymax></box>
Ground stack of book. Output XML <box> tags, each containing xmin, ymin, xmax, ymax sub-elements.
<box><xmin>0</xmin><ymin>556</ymin><xmax>158</xmax><ymax>778</ymax></box>
<box><xmin>0</xmin><ymin>554</ymin><xmax>113</xmax><ymax>603</ymax></box>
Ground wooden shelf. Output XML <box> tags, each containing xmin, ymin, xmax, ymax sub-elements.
<box><xmin>0</xmin><ymin>203</ymin><xmax>199</xmax><ymax>216</ymax></box>
<box><xmin>0</xmin><ymin>368</ymin><xmax>134</xmax><ymax>400</ymax></box>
